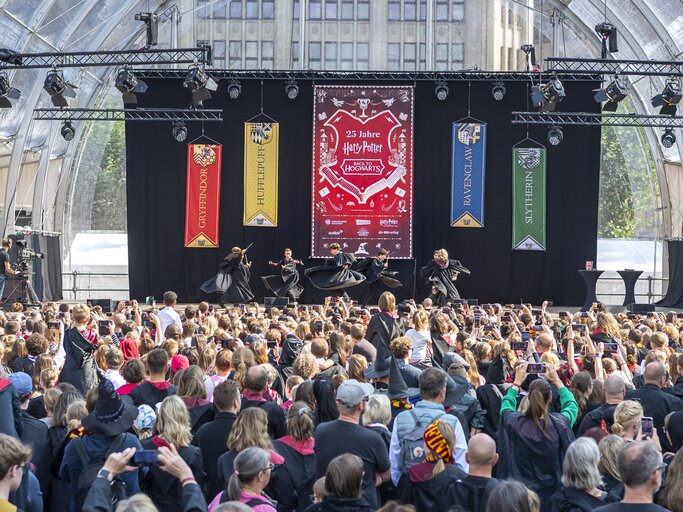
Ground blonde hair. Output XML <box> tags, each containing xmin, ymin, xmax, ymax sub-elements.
<box><xmin>347</xmin><ymin>354</ymin><xmax>368</xmax><ymax>382</ymax></box>
<box><xmin>71</xmin><ymin>304</ymin><xmax>90</xmax><ymax>324</ymax></box>
<box><xmin>611</xmin><ymin>400</ymin><xmax>643</xmax><ymax>438</ymax></box>
<box><xmin>427</xmin><ymin>421</ymin><xmax>455</xmax><ymax>477</ymax></box>
<box><xmin>378</xmin><ymin>292</ymin><xmax>396</xmax><ymax>313</ymax></box>
<box><xmin>43</xmin><ymin>387</ymin><xmax>62</xmax><ymax>415</ymax></box>
<box><xmin>232</xmin><ymin>347</ymin><xmax>255</xmax><ymax>390</ymax></box>
<box><xmin>115</xmin><ymin>493</ymin><xmax>159</xmax><ymax>512</ymax></box>
<box><xmin>362</xmin><ymin>393</ymin><xmax>391</xmax><ymax>426</ymax></box>
<box><xmin>434</xmin><ymin>249</ymin><xmax>448</xmax><ymax>261</ymax></box>
<box><xmin>66</xmin><ymin>400</ymin><xmax>88</xmax><ymax>431</ymax></box>
<box><xmin>227</xmin><ymin>407</ymin><xmax>272</xmax><ymax>452</ymax></box>
<box><xmin>598</xmin><ymin>435</ymin><xmax>626</xmax><ymax>480</ymax></box>
<box><xmin>597</xmin><ymin>311</ymin><xmax>621</xmax><ymax>340</ymax></box>
<box><xmin>156</xmin><ymin>395</ymin><xmax>192</xmax><ymax>447</ymax></box>
<box><xmin>412</xmin><ymin>310</ymin><xmax>429</xmax><ymax>331</ymax></box>
<box><xmin>540</xmin><ymin>351</ymin><xmax>561</xmax><ymax>370</ymax></box>
<box><xmin>176</xmin><ymin>366</ymin><xmax>207</xmax><ymax>399</ymax></box>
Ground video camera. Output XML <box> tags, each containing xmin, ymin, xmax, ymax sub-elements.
<box><xmin>15</xmin><ymin>239</ymin><xmax>44</xmax><ymax>260</ymax></box>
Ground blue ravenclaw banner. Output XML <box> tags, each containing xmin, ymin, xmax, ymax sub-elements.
<box><xmin>450</xmin><ymin>122</ymin><xmax>487</xmax><ymax>227</ymax></box>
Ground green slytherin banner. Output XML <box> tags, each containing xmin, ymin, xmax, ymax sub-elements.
<box><xmin>512</xmin><ymin>147</ymin><xmax>546</xmax><ymax>251</ymax></box>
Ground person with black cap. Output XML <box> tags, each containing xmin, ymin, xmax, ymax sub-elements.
<box><xmin>364</xmin><ymin>341</ymin><xmax>392</xmax><ymax>392</ymax></box>
<box><xmin>59</xmin><ymin>376</ymin><xmax>142</xmax><ymax>512</ymax></box>
<box><xmin>476</xmin><ymin>347</ymin><xmax>514</xmax><ymax>437</ymax></box>
<box><xmin>388</xmin><ymin>351</ymin><xmax>419</xmax><ymax>425</ymax></box>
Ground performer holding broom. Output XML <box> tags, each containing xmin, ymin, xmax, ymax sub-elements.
<box><xmin>200</xmin><ymin>245</ymin><xmax>255</xmax><ymax>304</ymax></box>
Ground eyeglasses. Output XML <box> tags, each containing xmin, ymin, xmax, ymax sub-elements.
<box><xmin>262</xmin><ymin>464</ymin><xmax>275</xmax><ymax>472</ymax></box>
<box><xmin>653</xmin><ymin>465</ymin><xmax>667</xmax><ymax>474</ymax></box>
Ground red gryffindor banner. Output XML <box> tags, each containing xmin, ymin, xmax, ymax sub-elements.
<box><xmin>311</xmin><ymin>85</ymin><xmax>414</xmax><ymax>258</ymax></box>
<box><xmin>184</xmin><ymin>144</ymin><xmax>222</xmax><ymax>248</ymax></box>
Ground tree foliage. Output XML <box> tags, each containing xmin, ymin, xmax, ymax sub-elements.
<box><xmin>90</xmin><ymin>121</ymin><xmax>126</xmax><ymax>230</ymax></box>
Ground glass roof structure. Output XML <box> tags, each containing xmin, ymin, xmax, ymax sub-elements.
<box><xmin>0</xmin><ymin>0</ymin><xmax>681</xmax><ymax>255</ymax></box>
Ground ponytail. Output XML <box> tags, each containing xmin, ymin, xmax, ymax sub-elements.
<box><xmin>226</xmin><ymin>473</ymin><xmax>242</xmax><ymax>501</ymax></box>
<box><xmin>432</xmin><ymin>459</ymin><xmax>446</xmax><ymax>478</ymax></box>
<box><xmin>525</xmin><ymin>379</ymin><xmax>551</xmax><ymax>433</ymax></box>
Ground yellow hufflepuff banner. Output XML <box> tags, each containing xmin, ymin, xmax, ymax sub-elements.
<box><xmin>243</xmin><ymin>121</ymin><xmax>279</xmax><ymax>227</ymax></box>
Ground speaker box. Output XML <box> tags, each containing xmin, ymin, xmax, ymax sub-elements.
<box><xmin>87</xmin><ymin>299</ymin><xmax>113</xmax><ymax>313</ymax></box>
<box><xmin>627</xmin><ymin>303</ymin><xmax>655</xmax><ymax>313</ymax></box>
<box><xmin>264</xmin><ymin>297</ymin><xmax>289</xmax><ymax>308</ymax></box>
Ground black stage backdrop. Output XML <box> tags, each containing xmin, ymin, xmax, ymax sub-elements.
<box><xmin>126</xmin><ymin>76</ymin><xmax>601</xmax><ymax>306</ymax></box>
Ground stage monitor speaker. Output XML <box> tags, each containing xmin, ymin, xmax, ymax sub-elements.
<box><xmin>87</xmin><ymin>299</ymin><xmax>113</xmax><ymax>313</ymax></box>
<box><xmin>465</xmin><ymin>299</ymin><xmax>479</xmax><ymax>306</ymax></box>
<box><xmin>264</xmin><ymin>297</ymin><xmax>289</xmax><ymax>308</ymax></box>
<box><xmin>627</xmin><ymin>303</ymin><xmax>655</xmax><ymax>313</ymax></box>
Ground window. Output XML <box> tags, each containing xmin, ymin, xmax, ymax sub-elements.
<box><xmin>246</xmin><ymin>0</ymin><xmax>258</xmax><ymax>19</ymax></box>
<box><xmin>214</xmin><ymin>40</ymin><xmax>226</xmax><ymax>59</ymax></box>
<box><xmin>293</xmin><ymin>0</ymin><xmax>300</xmax><ymax>19</ymax></box>
<box><xmin>452</xmin><ymin>0</ymin><xmax>464</xmax><ymax>21</ymax></box>
<box><xmin>452</xmin><ymin>42</ymin><xmax>464</xmax><ymax>67</ymax></box>
<box><xmin>213</xmin><ymin>1</ymin><xmax>227</xmax><ymax>18</ymax></box>
<box><xmin>436</xmin><ymin>0</ymin><xmax>448</xmax><ymax>21</ymax></box>
<box><xmin>419</xmin><ymin>0</ymin><xmax>426</xmax><ymax>21</ymax></box>
<box><xmin>341</xmin><ymin>0</ymin><xmax>353</xmax><ymax>20</ymax></box>
<box><xmin>388</xmin><ymin>0</ymin><xmax>400</xmax><ymax>20</ymax></box>
<box><xmin>325</xmin><ymin>0</ymin><xmax>338</xmax><ymax>19</ymax></box>
<box><xmin>404</xmin><ymin>0</ymin><xmax>417</xmax><ymax>21</ymax></box>
<box><xmin>229</xmin><ymin>0</ymin><xmax>242</xmax><ymax>18</ymax></box>
<box><xmin>261</xmin><ymin>41</ymin><xmax>274</xmax><ymax>68</ymax></box>
<box><xmin>229</xmin><ymin>40</ymin><xmax>242</xmax><ymax>68</ymax></box>
<box><xmin>309</xmin><ymin>0</ymin><xmax>322</xmax><ymax>19</ymax></box>
<box><xmin>357</xmin><ymin>0</ymin><xmax>369</xmax><ymax>20</ymax></box>
<box><xmin>388</xmin><ymin>43</ymin><xmax>400</xmax><ymax>70</ymax></box>
<box><xmin>245</xmin><ymin>41</ymin><xmax>258</xmax><ymax>68</ymax></box>
<box><xmin>263</xmin><ymin>0</ymin><xmax>274</xmax><ymax>18</ymax></box>
<box><xmin>309</xmin><ymin>41</ymin><xmax>321</xmax><ymax>69</ymax></box>
<box><xmin>198</xmin><ymin>0</ymin><xmax>211</xmax><ymax>19</ymax></box>
<box><xmin>357</xmin><ymin>42</ymin><xmax>369</xmax><ymax>70</ymax></box>
<box><xmin>506</xmin><ymin>7</ymin><xmax>513</xmax><ymax>28</ymax></box>
<box><xmin>291</xmin><ymin>41</ymin><xmax>299</xmax><ymax>67</ymax></box>
<box><xmin>435</xmin><ymin>43</ymin><xmax>448</xmax><ymax>70</ymax></box>
<box><xmin>340</xmin><ymin>42</ymin><xmax>353</xmax><ymax>70</ymax></box>
<box><xmin>419</xmin><ymin>42</ymin><xmax>425</xmax><ymax>70</ymax></box>
<box><xmin>325</xmin><ymin>42</ymin><xmax>337</xmax><ymax>69</ymax></box>
<box><xmin>404</xmin><ymin>42</ymin><xmax>416</xmax><ymax>71</ymax></box>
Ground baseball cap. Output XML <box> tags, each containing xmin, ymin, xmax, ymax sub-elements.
<box><xmin>8</xmin><ymin>372</ymin><xmax>32</xmax><ymax>396</ymax></box>
<box><xmin>336</xmin><ymin>379</ymin><xmax>374</xmax><ymax>406</ymax></box>
<box><xmin>171</xmin><ymin>354</ymin><xmax>189</xmax><ymax>372</ymax></box>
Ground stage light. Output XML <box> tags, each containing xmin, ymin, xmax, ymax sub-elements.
<box><xmin>60</xmin><ymin>121</ymin><xmax>75</xmax><ymax>141</ymax></box>
<box><xmin>491</xmin><ymin>81</ymin><xmax>506</xmax><ymax>101</ymax></box>
<box><xmin>0</xmin><ymin>49</ymin><xmax>22</xmax><ymax>66</ymax></box>
<box><xmin>531</xmin><ymin>76</ymin><xmax>565</xmax><ymax>112</ymax></box>
<box><xmin>435</xmin><ymin>81</ymin><xmax>449</xmax><ymax>101</ymax></box>
<box><xmin>135</xmin><ymin>12</ymin><xmax>158</xmax><ymax>47</ymax></box>
<box><xmin>183</xmin><ymin>66</ymin><xmax>218</xmax><ymax>107</ymax></box>
<box><xmin>115</xmin><ymin>68</ymin><xmax>148</xmax><ymax>104</ymax></box>
<box><xmin>661</xmin><ymin>128</ymin><xmax>676</xmax><ymax>149</ymax></box>
<box><xmin>651</xmin><ymin>78</ymin><xmax>683</xmax><ymax>116</ymax></box>
<box><xmin>172</xmin><ymin>121</ymin><xmax>187</xmax><ymax>142</ymax></box>
<box><xmin>43</xmin><ymin>69</ymin><xmax>77</xmax><ymax>108</ymax></box>
<box><xmin>594</xmin><ymin>75</ymin><xmax>628</xmax><ymax>112</ymax></box>
<box><xmin>0</xmin><ymin>72</ymin><xmax>20</xmax><ymax>108</ymax></box>
<box><xmin>227</xmin><ymin>79</ymin><xmax>241</xmax><ymax>100</ymax></box>
<box><xmin>285</xmin><ymin>80</ymin><xmax>299</xmax><ymax>100</ymax></box>
<box><xmin>548</xmin><ymin>125</ymin><xmax>563</xmax><ymax>146</ymax></box>
<box><xmin>595</xmin><ymin>22</ymin><xmax>618</xmax><ymax>59</ymax></box>
<box><xmin>520</xmin><ymin>44</ymin><xmax>536</xmax><ymax>71</ymax></box>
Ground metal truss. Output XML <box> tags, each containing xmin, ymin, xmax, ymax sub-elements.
<box><xmin>0</xmin><ymin>47</ymin><xmax>211</xmax><ymax>70</ymax></box>
<box><xmin>546</xmin><ymin>57</ymin><xmax>683</xmax><ymax>77</ymax></box>
<box><xmin>33</xmin><ymin>108</ymin><xmax>223</xmax><ymax>122</ymax></box>
<box><xmin>135</xmin><ymin>69</ymin><xmax>601</xmax><ymax>82</ymax></box>
<box><xmin>512</xmin><ymin>111</ymin><xmax>683</xmax><ymax>128</ymax></box>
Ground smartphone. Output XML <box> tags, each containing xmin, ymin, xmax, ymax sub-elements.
<box><xmin>239</xmin><ymin>304</ymin><xmax>246</xmax><ymax>311</ymax></box>
<box><xmin>48</xmin><ymin>321</ymin><xmax>60</xmax><ymax>330</ymax></box>
<box><xmin>532</xmin><ymin>325</ymin><xmax>544</xmax><ymax>332</ymax></box>
<box><xmin>521</xmin><ymin>331</ymin><xmax>531</xmax><ymax>342</ymax></box>
<box><xmin>98</xmin><ymin>320</ymin><xmax>111</xmax><ymax>334</ymax></box>
<box><xmin>145</xmin><ymin>296</ymin><xmax>154</xmax><ymax>306</ymax></box>
<box><xmin>442</xmin><ymin>307</ymin><xmax>451</xmax><ymax>314</ymax></box>
<box><xmin>559</xmin><ymin>311</ymin><xmax>569</xmax><ymax>318</ymax></box>
<box><xmin>474</xmin><ymin>316</ymin><xmax>481</xmax><ymax>327</ymax></box>
<box><xmin>580</xmin><ymin>312</ymin><xmax>589</xmax><ymax>318</ymax></box>
<box><xmin>512</xmin><ymin>341</ymin><xmax>528</xmax><ymax>351</ymax></box>
<box><xmin>571</xmin><ymin>324</ymin><xmax>584</xmax><ymax>332</ymax></box>
<box><xmin>532</xmin><ymin>309</ymin><xmax>542</xmax><ymax>317</ymax></box>
<box><xmin>604</xmin><ymin>342</ymin><xmax>620</xmax><ymax>353</ymax></box>
<box><xmin>133</xmin><ymin>450</ymin><xmax>160</xmax><ymax>466</ymax></box>
<box><xmin>314</xmin><ymin>320</ymin><xmax>323</xmax><ymax>331</ymax></box>
<box><xmin>527</xmin><ymin>363</ymin><xmax>545</xmax><ymax>374</ymax></box>
<box><xmin>641</xmin><ymin>416</ymin><xmax>654</xmax><ymax>439</ymax></box>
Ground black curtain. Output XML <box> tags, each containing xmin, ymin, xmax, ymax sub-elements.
<box><xmin>32</xmin><ymin>234</ymin><xmax>63</xmax><ymax>301</ymax></box>
<box><xmin>126</xmin><ymin>76</ymin><xmax>601</xmax><ymax>306</ymax></box>
<box><xmin>657</xmin><ymin>240</ymin><xmax>683</xmax><ymax>307</ymax></box>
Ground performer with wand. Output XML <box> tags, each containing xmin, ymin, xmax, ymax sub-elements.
<box><xmin>262</xmin><ymin>248</ymin><xmax>304</xmax><ymax>302</ymax></box>
<box><xmin>305</xmin><ymin>242</ymin><xmax>365</xmax><ymax>301</ymax></box>
<box><xmin>200</xmin><ymin>244</ymin><xmax>255</xmax><ymax>304</ymax></box>
<box><xmin>420</xmin><ymin>248</ymin><xmax>470</xmax><ymax>306</ymax></box>
<box><xmin>356</xmin><ymin>248</ymin><xmax>401</xmax><ymax>307</ymax></box>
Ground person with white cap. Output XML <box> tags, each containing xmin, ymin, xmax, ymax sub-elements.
<box><xmin>313</xmin><ymin>379</ymin><xmax>390</xmax><ymax>510</ymax></box>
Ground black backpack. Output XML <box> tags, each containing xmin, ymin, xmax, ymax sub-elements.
<box><xmin>74</xmin><ymin>434</ymin><xmax>128</xmax><ymax>509</ymax></box>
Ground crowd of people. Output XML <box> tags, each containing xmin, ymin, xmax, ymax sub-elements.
<box><xmin>0</xmin><ymin>290</ymin><xmax>681</xmax><ymax>512</ymax></box>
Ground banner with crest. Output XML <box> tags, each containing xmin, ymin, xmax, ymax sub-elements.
<box><xmin>450</xmin><ymin>122</ymin><xmax>487</xmax><ymax>227</ymax></box>
<box><xmin>244</xmin><ymin>121</ymin><xmax>279</xmax><ymax>226</ymax></box>
<box><xmin>512</xmin><ymin>147</ymin><xmax>547</xmax><ymax>251</ymax></box>
<box><xmin>184</xmin><ymin>144</ymin><xmax>222</xmax><ymax>248</ymax></box>
<box><xmin>311</xmin><ymin>85</ymin><xmax>414</xmax><ymax>258</ymax></box>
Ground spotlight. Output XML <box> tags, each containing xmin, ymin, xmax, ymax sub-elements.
<box><xmin>595</xmin><ymin>22</ymin><xmax>618</xmax><ymax>59</ymax></box>
<box><xmin>0</xmin><ymin>49</ymin><xmax>22</xmax><ymax>66</ymax></box>
<box><xmin>135</xmin><ymin>12</ymin><xmax>158</xmax><ymax>47</ymax></box>
<box><xmin>594</xmin><ymin>75</ymin><xmax>628</xmax><ymax>112</ymax></box>
<box><xmin>651</xmin><ymin>78</ymin><xmax>683</xmax><ymax>116</ymax></box>
<box><xmin>183</xmin><ymin>66</ymin><xmax>218</xmax><ymax>107</ymax></box>
<box><xmin>115</xmin><ymin>68</ymin><xmax>148</xmax><ymax>104</ymax></box>
<box><xmin>0</xmin><ymin>72</ymin><xmax>20</xmax><ymax>108</ymax></box>
<box><xmin>434</xmin><ymin>81</ymin><xmax>449</xmax><ymax>101</ymax></box>
<box><xmin>285</xmin><ymin>80</ymin><xmax>299</xmax><ymax>100</ymax></box>
<box><xmin>227</xmin><ymin>79</ymin><xmax>241</xmax><ymax>100</ymax></box>
<box><xmin>60</xmin><ymin>121</ymin><xmax>75</xmax><ymax>142</ymax></box>
<box><xmin>491</xmin><ymin>81</ymin><xmax>506</xmax><ymax>101</ymax></box>
<box><xmin>547</xmin><ymin>125</ymin><xmax>563</xmax><ymax>146</ymax></box>
<box><xmin>520</xmin><ymin>44</ymin><xmax>536</xmax><ymax>71</ymax></box>
<box><xmin>172</xmin><ymin>121</ymin><xmax>188</xmax><ymax>142</ymax></box>
<box><xmin>43</xmin><ymin>69</ymin><xmax>77</xmax><ymax>108</ymax></box>
<box><xmin>531</xmin><ymin>76</ymin><xmax>565</xmax><ymax>112</ymax></box>
<box><xmin>661</xmin><ymin>128</ymin><xmax>676</xmax><ymax>149</ymax></box>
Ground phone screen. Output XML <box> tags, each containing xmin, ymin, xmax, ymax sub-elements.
<box><xmin>527</xmin><ymin>363</ymin><xmax>544</xmax><ymax>374</ymax></box>
<box><xmin>521</xmin><ymin>332</ymin><xmax>530</xmax><ymax>342</ymax></box>
<box><xmin>641</xmin><ymin>416</ymin><xmax>654</xmax><ymax>438</ymax></box>
<box><xmin>133</xmin><ymin>450</ymin><xmax>160</xmax><ymax>466</ymax></box>
<box><xmin>511</xmin><ymin>341</ymin><xmax>528</xmax><ymax>351</ymax></box>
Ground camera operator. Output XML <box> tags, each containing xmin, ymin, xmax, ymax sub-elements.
<box><xmin>0</xmin><ymin>238</ymin><xmax>16</xmax><ymax>301</ymax></box>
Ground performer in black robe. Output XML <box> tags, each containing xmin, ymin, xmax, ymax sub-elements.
<box><xmin>356</xmin><ymin>249</ymin><xmax>402</xmax><ymax>307</ymax></box>
<box><xmin>420</xmin><ymin>248</ymin><xmax>470</xmax><ymax>306</ymax></box>
<box><xmin>261</xmin><ymin>248</ymin><xmax>304</xmax><ymax>302</ymax></box>
<box><xmin>304</xmin><ymin>242</ymin><xmax>366</xmax><ymax>300</ymax></box>
<box><xmin>200</xmin><ymin>246</ymin><xmax>255</xmax><ymax>304</ymax></box>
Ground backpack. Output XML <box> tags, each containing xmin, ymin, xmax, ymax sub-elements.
<box><xmin>74</xmin><ymin>434</ymin><xmax>128</xmax><ymax>509</ymax></box>
<box><xmin>400</xmin><ymin>410</ymin><xmax>446</xmax><ymax>472</ymax></box>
